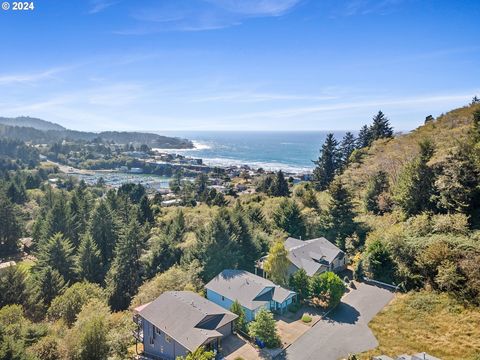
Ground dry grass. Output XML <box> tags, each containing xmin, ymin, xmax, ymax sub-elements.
<box><xmin>361</xmin><ymin>291</ymin><xmax>480</xmax><ymax>360</ymax></box>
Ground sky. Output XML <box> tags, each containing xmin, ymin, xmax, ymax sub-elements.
<box><xmin>0</xmin><ymin>0</ymin><xmax>479</xmax><ymax>132</ymax></box>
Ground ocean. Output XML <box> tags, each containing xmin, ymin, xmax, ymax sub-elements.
<box><xmin>156</xmin><ymin>131</ymin><xmax>349</xmax><ymax>173</ymax></box>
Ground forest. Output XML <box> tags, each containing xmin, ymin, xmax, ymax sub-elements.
<box><xmin>0</xmin><ymin>99</ymin><xmax>479</xmax><ymax>360</ymax></box>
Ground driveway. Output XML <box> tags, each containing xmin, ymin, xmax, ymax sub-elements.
<box><xmin>278</xmin><ymin>282</ymin><xmax>394</xmax><ymax>360</ymax></box>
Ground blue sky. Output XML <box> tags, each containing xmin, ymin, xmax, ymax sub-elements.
<box><xmin>0</xmin><ymin>0</ymin><xmax>479</xmax><ymax>132</ymax></box>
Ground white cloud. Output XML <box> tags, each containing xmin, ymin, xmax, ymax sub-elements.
<box><xmin>0</xmin><ymin>67</ymin><xmax>67</xmax><ymax>85</ymax></box>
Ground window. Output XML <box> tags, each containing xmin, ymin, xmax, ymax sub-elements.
<box><xmin>149</xmin><ymin>337</ymin><xmax>154</xmax><ymax>345</ymax></box>
<box><xmin>221</xmin><ymin>295</ymin><xmax>225</xmax><ymax>301</ymax></box>
<box><xmin>165</xmin><ymin>335</ymin><xmax>172</xmax><ymax>343</ymax></box>
<box><xmin>155</xmin><ymin>327</ymin><xmax>162</xmax><ymax>335</ymax></box>
<box><xmin>152</xmin><ymin>324</ymin><xmax>156</xmax><ymax>339</ymax></box>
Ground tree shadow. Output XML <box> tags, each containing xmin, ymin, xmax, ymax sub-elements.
<box><xmin>326</xmin><ymin>302</ymin><xmax>360</xmax><ymax>324</ymax></box>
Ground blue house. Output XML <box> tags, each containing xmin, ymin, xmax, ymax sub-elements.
<box><xmin>205</xmin><ymin>269</ymin><xmax>296</xmax><ymax>322</ymax></box>
<box><xmin>134</xmin><ymin>291</ymin><xmax>237</xmax><ymax>360</ymax></box>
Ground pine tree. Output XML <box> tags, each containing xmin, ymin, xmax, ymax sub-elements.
<box><xmin>248</xmin><ymin>308</ymin><xmax>280</xmax><ymax>348</ymax></box>
<box><xmin>271</xmin><ymin>171</ymin><xmax>290</xmax><ymax>197</ymax></box>
<box><xmin>364</xmin><ymin>171</ymin><xmax>390</xmax><ymax>214</ymax></box>
<box><xmin>230</xmin><ymin>204</ymin><xmax>260</xmax><ymax>271</ymax></box>
<box><xmin>106</xmin><ymin>218</ymin><xmax>143</xmax><ymax>311</ymax></box>
<box><xmin>0</xmin><ymin>265</ymin><xmax>31</xmax><ymax>308</ymax></box>
<box><xmin>0</xmin><ymin>193</ymin><xmax>22</xmax><ymax>255</ymax></box>
<box><xmin>393</xmin><ymin>139</ymin><xmax>435</xmax><ymax>216</ymax></box>
<box><xmin>356</xmin><ymin>125</ymin><xmax>372</xmax><ymax>148</ymax></box>
<box><xmin>36</xmin><ymin>233</ymin><xmax>75</xmax><ymax>283</ymax></box>
<box><xmin>325</xmin><ymin>179</ymin><xmax>356</xmax><ymax>250</ymax></box>
<box><xmin>339</xmin><ymin>132</ymin><xmax>357</xmax><ymax>166</ymax></box>
<box><xmin>263</xmin><ymin>240</ymin><xmax>290</xmax><ymax>287</ymax></box>
<box><xmin>42</xmin><ymin>196</ymin><xmax>68</xmax><ymax>243</ymax></box>
<box><xmin>230</xmin><ymin>300</ymin><xmax>247</xmax><ymax>333</ymax></box>
<box><xmin>34</xmin><ymin>266</ymin><xmax>66</xmax><ymax>307</ymax></box>
<box><xmin>192</xmin><ymin>212</ymin><xmax>240</xmax><ymax>281</ymax></box>
<box><xmin>370</xmin><ymin>111</ymin><xmax>393</xmax><ymax>141</ymax></box>
<box><xmin>75</xmin><ymin>233</ymin><xmax>103</xmax><ymax>284</ymax></box>
<box><xmin>67</xmin><ymin>190</ymin><xmax>89</xmax><ymax>248</ymax></box>
<box><xmin>139</xmin><ymin>195</ymin><xmax>154</xmax><ymax>224</ymax></box>
<box><xmin>89</xmin><ymin>201</ymin><xmax>118</xmax><ymax>266</ymax></box>
<box><xmin>272</xmin><ymin>198</ymin><xmax>306</xmax><ymax>239</ymax></box>
<box><xmin>312</xmin><ymin>133</ymin><xmax>341</xmax><ymax>190</ymax></box>
<box><xmin>289</xmin><ymin>268</ymin><xmax>310</xmax><ymax>301</ymax></box>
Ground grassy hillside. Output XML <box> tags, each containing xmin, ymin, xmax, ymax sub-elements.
<box><xmin>341</xmin><ymin>103</ymin><xmax>480</xmax><ymax>202</ymax></box>
<box><xmin>362</xmin><ymin>291</ymin><xmax>480</xmax><ymax>360</ymax></box>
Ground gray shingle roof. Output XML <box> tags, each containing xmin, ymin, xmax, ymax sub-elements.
<box><xmin>285</xmin><ymin>237</ymin><xmax>344</xmax><ymax>276</ymax></box>
<box><xmin>138</xmin><ymin>291</ymin><xmax>237</xmax><ymax>352</ymax></box>
<box><xmin>205</xmin><ymin>269</ymin><xmax>296</xmax><ymax>311</ymax></box>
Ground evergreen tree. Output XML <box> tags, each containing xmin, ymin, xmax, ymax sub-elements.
<box><xmin>191</xmin><ymin>212</ymin><xmax>240</xmax><ymax>281</ymax></box>
<box><xmin>34</xmin><ymin>266</ymin><xmax>65</xmax><ymax>307</ymax></box>
<box><xmin>339</xmin><ymin>132</ymin><xmax>357</xmax><ymax>166</ymax></box>
<box><xmin>106</xmin><ymin>218</ymin><xmax>143</xmax><ymax>311</ymax></box>
<box><xmin>271</xmin><ymin>171</ymin><xmax>290</xmax><ymax>197</ymax></box>
<box><xmin>36</xmin><ymin>233</ymin><xmax>75</xmax><ymax>283</ymax></box>
<box><xmin>139</xmin><ymin>195</ymin><xmax>154</xmax><ymax>224</ymax></box>
<box><xmin>313</xmin><ymin>133</ymin><xmax>341</xmax><ymax>190</ymax></box>
<box><xmin>75</xmin><ymin>233</ymin><xmax>103</xmax><ymax>284</ymax></box>
<box><xmin>325</xmin><ymin>179</ymin><xmax>356</xmax><ymax>250</ymax></box>
<box><xmin>364</xmin><ymin>240</ymin><xmax>397</xmax><ymax>283</ymax></box>
<box><xmin>66</xmin><ymin>189</ymin><xmax>89</xmax><ymax>248</ymax></box>
<box><xmin>393</xmin><ymin>139</ymin><xmax>435</xmax><ymax>216</ymax></box>
<box><xmin>0</xmin><ymin>266</ymin><xmax>30</xmax><ymax>308</ymax></box>
<box><xmin>263</xmin><ymin>240</ymin><xmax>290</xmax><ymax>287</ymax></box>
<box><xmin>0</xmin><ymin>193</ymin><xmax>22</xmax><ymax>255</ymax></box>
<box><xmin>289</xmin><ymin>269</ymin><xmax>310</xmax><ymax>301</ymax></box>
<box><xmin>434</xmin><ymin>143</ymin><xmax>480</xmax><ymax>214</ymax></box>
<box><xmin>230</xmin><ymin>300</ymin><xmax>247</xmax><ymax>333</ymax></box>
<box><xmin>6</xmin><ymin>182</ymin><xmax>27</xmax><ymax>204</ymax></box>
<box><xmin>272</xmin><ymin>199</ymin><xmax>306</xmax><ymax>239</ymax></box>
<box><xmin>230</xmin><ymin>204</ymin><xmax>260</xmax><ymax>271</ymax></box>
<box><xmin>364</xmin><ymin>171</ymin><xmax>390</xmax><ymax>214</ymax></box>
<box><xmin>89</xmin><ymin>201</ymin><xmax>118</xmax><ymax>265</ymax></box>
<box><xmin>370</xmin><ymin>111</ymin><xmax>393</xmax><ymax>141</ymax></box>
<box><xmin>248</xmin><ymin>308</ymin><xmax>280</xmax><ymax>348</ymax></box>
<box><xmin>356</xmin><ymin>124</ymin><xmax>372</xmax><ymax>148</ymax></box>
<box><xmin>41</xmin><ymin>196</ymin><xmax>68</xmax><ymax>243</ymax></box>
<box><xmin>194</xmin><ymin>173</ymin><xmax>209</xmax><ymax>202</ymax></box>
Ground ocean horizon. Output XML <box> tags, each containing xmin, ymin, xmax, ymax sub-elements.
<box><xmin>154</xmin><ymin>131</ymin><xmax>351</xmax><ymax>173</ymax></box>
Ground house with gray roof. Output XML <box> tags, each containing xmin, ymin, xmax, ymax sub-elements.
<box><xmin>205</xmin><ymin>269</ymin><xmax>296</xmax><ymax>322</ymax></box>
<box><xmin>256</xmin><ymin>237</ymin><xmax>347</xmax><ymax>278</ymax></box>
<box><xmin>134</xmin><ymin>291</ymin><xmax>237</xmax><ymax>360</ymax></box>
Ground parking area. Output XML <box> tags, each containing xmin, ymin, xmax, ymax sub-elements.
<box><xmin>279</xmin><ymin>281</ymin><xmax>395</xmax><ymax>360</ymax></box>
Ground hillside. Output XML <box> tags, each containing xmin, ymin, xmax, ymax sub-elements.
<box><xmin>0</xmin><ymin>117</ymin><xmax>193</xmax><ymax>148</ymax></box>
<box><xmin>362</xmin><ymin>291</ymin><xmax>480</xmax><ymax>360</ymax></box>
<box><xmin>340</xmin><ymin>103</ymin><xmax>480</xmax><ymax>201</ymax></box>
<box><xmin>0</xmin><ymin>116</ymin><xmax>66</xmax><ymax>131</ymax></box>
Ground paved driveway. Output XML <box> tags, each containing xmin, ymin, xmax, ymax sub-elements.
<box><xmin>278</xmin><ymin>282</ymin><xmax>394</xmax><ymax>360</ymax></box>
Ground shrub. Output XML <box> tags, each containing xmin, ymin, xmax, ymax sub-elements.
<box><xmin>301</xmin><ymin>314</ymin><xmax>312</xmax><ymax>323</ymax></box>
<box><xmin>309</xmin><ymin>272</ymin><xmax>346</xmax><ymax>309</ymax></box>
<box><xmin>431</xmin><ymin>213</ymin><xmax>469</xmax><ymax>235</ymax></box>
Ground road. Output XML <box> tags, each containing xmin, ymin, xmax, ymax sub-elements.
<box><xmin>279</xmin><ymin>282</ymin><xmax>394</xmax><ymax>360</ymax></box>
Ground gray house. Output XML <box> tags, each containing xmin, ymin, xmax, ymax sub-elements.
<box><xmin>256</xmin><ymin>237</ymin><xmax>347</xmax><ymax>277</ymax></box>
<box><xmin>134</xmin><ymin>291</ymin><xmax>237</xmax><ymax>360</ymax></box>
<box><xmin>206</xmin><ymin>269</ymin><xmax>296</xmax><ymax>322</ymax></box>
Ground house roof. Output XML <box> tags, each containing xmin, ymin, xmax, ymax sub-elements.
<box><xmin>205</xmin><ymin>269</ymin><xmax>296</xmax><ymax>311</ymax></box>
<box><xmin>285</xmin><ymin>237</ymin><xmax>344</xmax><ymax>276</ymax></box>
<box><xmin>411</xmin><ymin>353</ymin><xmax>441</xmax><ymax>360</ymax></box>
<box><xmin>138</xmin><ymin>291</ymin><xmax>237</xmax><ymax>352</ymax></box>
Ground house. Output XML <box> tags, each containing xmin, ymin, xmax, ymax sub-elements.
<box><xmin>373</xmin><ymin>353</ymin><xmax>441</xmax><ymax>360</ymax></box>
<box><xmin>205</xmin><ymin>269</ymin><xmax>296</xmax><ymax>322</ymax></box>
<box><xmin>256</xmin><ymin>237</ymin><xmax>347</xmax><ymax>278</ymax></box>
<box><xmin>134</xmin><ymin>291</ymin><xmax>237</xmax><ymax>360</ymax></box>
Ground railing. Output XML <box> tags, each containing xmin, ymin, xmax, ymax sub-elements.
<box><xmin>363</xmin><ymin>277</ymin><xmax>400</xmax><ymax>291</ymax></box>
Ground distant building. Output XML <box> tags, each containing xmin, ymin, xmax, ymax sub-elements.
<box><xmin>206</xmin><ymin>269</ymin><xmax>296</xmax><ymax>322</ymax></box>
<box><xmin>256</xmin><ymin>237</ymin><xmax>347</xmax><ymax>278</ymax></box>
<box><xmin>129</xmin><ymin>167</ymin><xmax>143</xmax><ymax>174</ymax></box>
<box><xmin>0</xmin><ymin>261</ymin><xmax>16</xmax><ymax>271</ymax></box>
<box><xmin>133</xmin><ymin>291</ymin><xmax>237</xmax><ymax>360</ymax></box>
